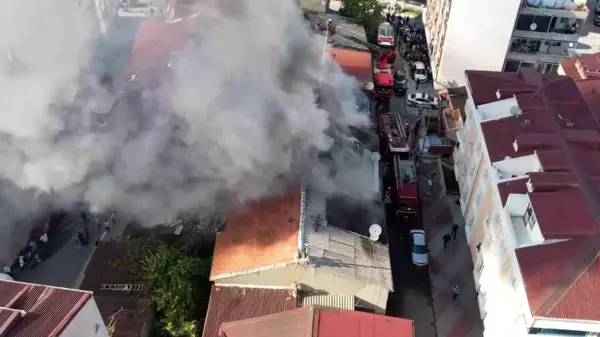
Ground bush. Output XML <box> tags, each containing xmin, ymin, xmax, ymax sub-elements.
<box><xmin>141</xmin><ymin>244</ymin><xmax>211</xmax><ymax>337</ymax></box>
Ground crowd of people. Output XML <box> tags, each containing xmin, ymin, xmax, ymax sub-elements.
<box><xmin>2</xmin><ymin>209</ymin><xmax>118</xmax><ymax>279</ymax></box>
<box><xmin>385</xmin><ymin>9</ymin><xmax>432</xmax><ymax>81</ymax></box>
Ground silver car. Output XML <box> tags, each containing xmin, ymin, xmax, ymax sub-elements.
<box><xmin>410</xmin><ymin>229</ymin><xmax>429</xmax><ymax>266</ymax></box>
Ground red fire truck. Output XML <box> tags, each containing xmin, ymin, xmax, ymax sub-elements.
<box><xmin>378</xmin><ymin>112</ymin><xmax>409</xmax><ymax>155</ymax></box>
<box><xmin>393</xmin><ymin>155</ymin><xmax>419</xmax><ymax>220</ymax></box>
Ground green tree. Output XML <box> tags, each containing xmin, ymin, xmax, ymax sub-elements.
<box><xmin>141</xmin><ymin>244</ymin><xmax>211</xmax><ymax>337</ymax></box>
<box><xmin>339</xmin><ymin>0</ymin><xmax>384</xmax><ymax>43</ymax></box>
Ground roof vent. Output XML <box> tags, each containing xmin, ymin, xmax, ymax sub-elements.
<box><xmin>369</xmin><ymin>224</ymin><xmax>382</xmax><ymax>241</ymax></box>
<box><xmin>510</xmin><ymin>106</ymin><xmax>522</xmax><ymax>117</ymax></box>
<box><xmin>513</xmin><ymin>138</ymin><xmax>519</xmax><ymax>152</ymax></box>
<box><xmin>526</xmin><ymin>179</ymin><xmax>534</xmax><ymax>193</ymax></box>
<box><xmin>520</xmin><ymin>119</ymin><xmax>532</xmax><ymax>128</ymax></box>
<box><xmin>495</xmin><ymin>90</ymin><xmax>501</xmax><ymax>100</ymax></box>
<box><xmin>505</xmin><ymin>156</ymin><xmax>512</xmax><ymax>161</ymax></box>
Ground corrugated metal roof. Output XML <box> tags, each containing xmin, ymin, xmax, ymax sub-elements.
<box><xmin>203</xmin><ymin>286</ymin><xmax>298</xmax><ymax>337</ymax></box>
<box><xmin>301</xmin><ymin>188</ymin><xmax>394</xmax><ymax>291</ymax></box>
<box><xmin>299</xmin><ymin>292</ymin><xmax>354</xmax><ymax>310</ymax></box>
<box><xmin>0</xmin><ymin>280</ymin><xmax>92</xmax><ymax>337</ymax></box>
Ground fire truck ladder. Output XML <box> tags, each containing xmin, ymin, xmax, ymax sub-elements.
<box><xmin>100</xmin><ymin>283</ymin><xmax>144</xmax><ymax>292</ymax></box>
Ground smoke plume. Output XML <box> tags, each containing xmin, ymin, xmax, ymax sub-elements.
<box><xmin>0</xmin><ymin>0</ymin><xmax>374</xmax><ymax>256</ymax></box>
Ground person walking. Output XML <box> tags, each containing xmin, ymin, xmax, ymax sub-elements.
<box><xmin>73</xmin><ymin>234</ymin><xmax>82</xmax><ymax>250</ymax></box>
<box><xmin>451</xmin><ymin>224</ymin><xmax>460</xmax><ymax>240</ymax></box>
<box><xmin>443</xmin><ymin>233</ymin><xmax>451</xmax><ymax>251</ymax></box>
<box><xmin>453</xmin><ymin>285</ymin><xmax>460</xmax><ymax>301</ymax></box>
<box><xmin>3</xmin><ymin>264</ymin><xmax>12</xmax><ymax>277</ymax></box>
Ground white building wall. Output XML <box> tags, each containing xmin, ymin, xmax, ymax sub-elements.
<box><xmin>456</xmin><ymin>88</ymin><xmax>533</xmax><ymax>337</ymax></box>
<box><xmin>60</xmin><ymin>298</ymin><xmax>109</xmax><ymax>337</ymax></box>
<box><xmin>436</xmin><ymin>0</ymin><xmax>521</xmax><ymax>86</ymax></box>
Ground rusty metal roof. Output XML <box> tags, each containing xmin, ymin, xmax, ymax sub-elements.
<box><xmin>0</xmin><ymin>280</ymin><xmax>92</xmax><ymax>337</ymax></box>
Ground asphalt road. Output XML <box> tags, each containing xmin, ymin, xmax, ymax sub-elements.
<box><xmin>379</xmin><ymin>91</ymin><xmax>436</xmax><ymax>336</ymax></box>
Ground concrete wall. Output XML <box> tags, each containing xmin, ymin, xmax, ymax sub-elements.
<box><xmin>60</xmin><ymin>298</ymin><xmax>109</xmax><ymax>337</ymax></box>
<box><xmin>436</xmin><ymin>0</ymin><xmax>521</xmax><ymax>86</ymax></box>
<box><xmin>216</xmin><ymin>265</ymin><xmax>389</xmax><ymax>314</ymax></box>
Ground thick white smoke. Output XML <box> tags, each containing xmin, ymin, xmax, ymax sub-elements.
<box><xmin>0</xmin><ymin>0</ymin><xmax>374</xmax><ymax>256</ymax></box>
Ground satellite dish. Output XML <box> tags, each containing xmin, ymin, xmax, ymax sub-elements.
<box><xmin>365</xmin><ymin>82</ymin><xmax>374</xmax><ymax>91</ymax></box>
<box><xmin>371</xmin><ymin>152</ymin><xmax>381</xmax><ymax>162</ymax></box>
<box><xmin>369</xmin><ymin>224</ymin><xmax>382</xmax><ymax>241</ymax></box>
<box><xmin>510</xmin><ymin>106</ymin><xmax>522</xmax><ymax>117</ymax></box>
<box><xmin>504</xmin><ymin>156</ymin><xmax>512</xmax><ymax>161</ymax></box>
<box><xmin>530</xmin><ymin>23</ymin><xmax>537</xmax><ymax>31</ymax></box>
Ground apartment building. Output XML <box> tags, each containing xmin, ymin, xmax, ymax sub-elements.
<box><xmin>424</xmin><ymin>0</ymin><xmax>587</xmax><ymax>87</ymax></box>
<box><xmin>454</xmin><ymin>68</ymin><xmax>600</xmax><ymax>336</ymax></box>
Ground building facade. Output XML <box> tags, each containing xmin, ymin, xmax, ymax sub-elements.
<box><xmin>454</xmin><ymin>68</ymin><xmax>600</xmax><ymax>336</ymax></box>
<box><xmin>424</xmin><ymin>0</ymin><xmax>587</xmax><ymax>87</ymax></box>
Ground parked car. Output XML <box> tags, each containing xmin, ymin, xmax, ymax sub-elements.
<box><xmin>406</xmin><ymin>92</ymin><xmax>438</xmax><ymax>108</ymax></box>
<box><xmin>394</xmin><ymin>71</ymin><xmax>406</xmax><ymax>94</ymax></box>
<box><xmin>412</xmin><ymin>61</ymin><xmax>428</xmax><ymax>83</ymax></box>
<box><xmin>596</xmin><ymin>0</ymin><xmax>600</xmax><ymax>12</ymax></box>
<box><xmin>410</xmin><ymin>229</ymin><xmax>429</xmax><ymax>266</ymax></box>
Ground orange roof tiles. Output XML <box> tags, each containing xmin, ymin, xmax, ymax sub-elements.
<box><xmin>561</xmin><ymin>53</ymin><xmax>600</xmax><ymax>80</ymax></box>
<box><xmin>210</xmin><ymin>190</ymin><xmax>301</xmax><ymax>279</ymax></box>
<box><xmin>466</xmin><ymin>68</ymin><xmax>600</xmax><ymax>321</ymax></box>
<box><xmin>327</xmin><ymin>48</ymin><xmax>373</xmax><ymax>84</ymax></box>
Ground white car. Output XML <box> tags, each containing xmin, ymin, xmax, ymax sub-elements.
<box><xmin>407</xmin><ymin>92</ymin><xmax>438</xmax><ymax>108</ymax></box>
<box><xmin>410</xmin><ymin>229</ymin><xmax>429</xmax><ymax>266</ymax></box>
<box><xmin>412</xmin><ymin>61</ymin><xmax>428</xmax><ymax>83</ymax></box>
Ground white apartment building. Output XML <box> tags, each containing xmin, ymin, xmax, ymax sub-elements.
<box><xmin>424</xmin><ymin>0</ymin><xmax>588</xmax><ymax>88</ymax></box>
<box><xmin>454</xmin><ymin>67</ymin><xmax>600</xmax><ymax>337</ymax></box>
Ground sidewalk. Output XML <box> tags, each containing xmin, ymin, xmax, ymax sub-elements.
<box><xmin>418</xmin><ymin>168</ymin><xmax>484</xmax><ymax>337</ymax></box>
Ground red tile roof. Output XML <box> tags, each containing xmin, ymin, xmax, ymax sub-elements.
<box><xmin>202</xmin><ymin>286</ymin><xmax>298</xmax><ymax>337</ymax></box>
<box><xmin>497</xmin><ymin>177</ymin><xmax>529</xmax><ymax>206</ymax></box>
<box><xmin>0</xmin><ymin>280</ymin><xmax>92</xmax><ymax>337</ymax></box>
<box><xmin>560</xmin><ymin>53</ymin><xmax>600</xmax><ymax>80</ymax></box>
<box><xmin>127</xmin><ymin>18</ymin><xmax>195</xmax><ymax>76</ymax></box>
<box><xmin>210</xmin><ymin>191</ymin><xmax>301</xmax><ymax>279</ymax></box>
<box><xmin>575</xmin><ymin>78</ymin><xmax>600</xmax><ymax>123</ymax></box>
<box><xmin>219</xmin><ymin>306</ymin><xmax>415</xmax><ymax>337</ymax></box>
<box><xmin>516</xmin><ymin>237</ymin><xmax>600</xmax><ymax>320</ymax></box>
<box><xmin>327</xmin><ymin>48</ymin><xmax>373</xmax><ymax>84</ymax></box>
<box><xmin>466</xmin><ymin>68</ymin><xmax>600</xmax><ymax>321</ymax></box>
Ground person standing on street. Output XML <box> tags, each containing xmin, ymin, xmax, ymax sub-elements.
<box><xmin>443</xmin><ymin>233</ymin><xmax>451</xmax><ymax>250</ymax></box>
<box><xmin>451</xmin><ymin>224</ymin><xmax>460</xmax><ymax>240</ymax></box>
<box><xmin>3</xmin><ymin>264</ymin><xmax>12</xmax><ymax>277</ymax></box>
<box><xmin>453</xmin><ymin>285</ymin><xmax>460</xmax><ymax>301</ymax></box>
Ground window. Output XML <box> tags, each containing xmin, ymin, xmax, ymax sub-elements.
<box><xmin>524</xmin><ymin>204</ymin><xmax>537</xmax><ymax>229</ymax></box>
<box><xmin>485</xmin><ymin>232</ymin><xmax>495</xmax><ymax>250</ymax></box>
<box><xmin>504</xmin><ymin>59</ymin><xmax>521</xmax><ymax>72</ymax></box>
<box><xmin>537</xmin><ymin>62</ymin><xmax>559</xmax><ymax>75</ymax></box>
<box><xmin>509</xmin><ymin>38</ymin><xmax>541</xmax><ymax>54</ymax></box>
<box><xmin>493</xmin><ymin>213</ymin><xmax>502</xmax><ymax>232</ymax></box>
<box><xmin>515</xmin><ymin>14</ymin><xmax>550</xmax><ymax>32</ymax></box>
<box><xmin>475</xmin><ymin>185</ymin><xmax>484</xmax><ymax>206</ymax></box>
<box><xmin>520</xmin><ymin>62</ymin><xmax>534</xmax><ymax>68</ymax></box>
<box><xmin>476</xmin><ymin>256</ymin><xmax>485</xmax><ymax>275</ymax></box>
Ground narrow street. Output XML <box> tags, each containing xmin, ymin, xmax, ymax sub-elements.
<box><xmin>379</xmin><ymin>18</ymin><xmax>483</xmax><ymax>337</ymax></box>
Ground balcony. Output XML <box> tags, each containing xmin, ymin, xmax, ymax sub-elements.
<box><xmin>509</xmin><ymin>38</ymin><xmax>575</xmax><ymax>58</ymax></box>
<box><xmin>505</xmin><ymin>194</ymin><xmax>544</xmax><ymax>247</ymax></box>
<box><xmin>514</xmin><ymin>14</ymin><xmax>584</xmax><ymax>41</ymax></box>
<box><xmin>492</xmin><ymin>153</ymin><xmax>542</xmax><ymax>181</ymax></box>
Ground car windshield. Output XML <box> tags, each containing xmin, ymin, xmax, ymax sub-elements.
<box><xmin>416</xmin><ymin>68</ymin><xmax>426</xmax><ymax>75</ymax></box>
<box><xmin>413</xmin><ymin>244</ymin><xmax>428</xmax><ymax>254</ymax></box>
<box><xmin>423</xmin><ymin>95</ymin><xmax>433</xmax><ymax>102</ymax></box>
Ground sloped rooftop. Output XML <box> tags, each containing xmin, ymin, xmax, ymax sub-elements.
<box><xmin>465</xmin><ymin>68</ymin><xmax>600</xmax><ymax>321</ymax></box>
<box><xmin>0</xmin><ymin>280</ymin><xmax>92</xmax><ymax>337</ymax></box>
<box><xmin>218</xmin><ymin>305</ymin><xmax>414</xmax><ymax>337</ymax></box>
